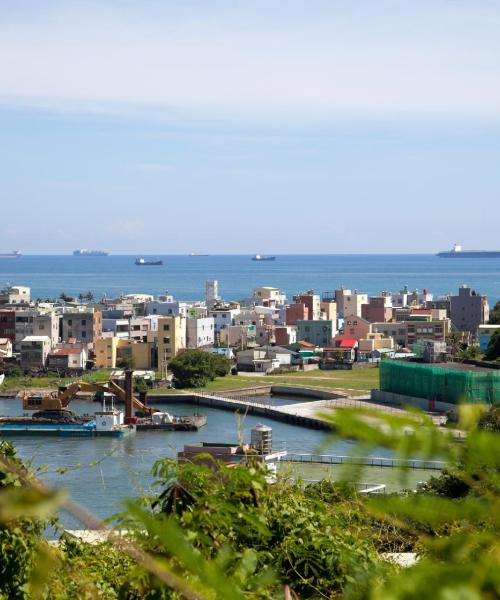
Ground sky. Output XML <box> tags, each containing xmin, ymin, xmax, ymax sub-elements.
<box><xmin>0</xmin><ymin>0</ymin><xmax>499</xmax><ymax>254</ymax></box>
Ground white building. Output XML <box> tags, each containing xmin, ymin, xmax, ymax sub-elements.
<box><xmin>0</xmin><ymin>285</ymin><xmax>31</xmax><ymax>305</ymax></box>
<box><xmin>186</xmin><ymin>317</ymin><xmax>215</xmax><ymax>349</ymax></box>
<box><xmin>20</xmin><ymin>335</ymin><xmax>52</xmax><ymax>367</ymax></box>
<box><xmin>206</xmin><ymin>280</ymin><xmax>220</xmax><ymax>307</ymax></box>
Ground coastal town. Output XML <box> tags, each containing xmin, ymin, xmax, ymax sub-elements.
<box><xmin>1</xmin><ymin>279</ymin><xmax>499</xmax><ymax>411</ymax></box>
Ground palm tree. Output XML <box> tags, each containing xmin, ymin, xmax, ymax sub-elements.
<box><xmin>85</xmin><ymin>291</ymin><xmax>94</xmax><ymax>302</ymax></box>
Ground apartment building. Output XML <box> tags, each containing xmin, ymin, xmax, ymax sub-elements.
<box><xmin>61</xmin><ymin>310</ymin><xmax>102</xmax><ymax>344</ymax></box>
<box><xmin>157</xmin><ymin>316</ymin><xmax>186</xmax><ymax>364</ymax></box>
<box><xmin>186</xmin><ymin>317</ymin><xmax>215</xmax><ymax>349</ymax></box>
<box><xmin>450</xmin><ymin>286</ymin><xmax>489</xmax><ymax>334</ymax></box>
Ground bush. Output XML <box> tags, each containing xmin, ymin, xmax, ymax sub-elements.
<box><xmin>169</xmin><ymin>350</ymin><xmax>230</xmax><ymax>388</ymax></box>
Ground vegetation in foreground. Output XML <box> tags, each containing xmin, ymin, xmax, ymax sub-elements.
<box><xmin>1</xmin><ymin>400</ymin><xmax>500</xmax><ymax>598</ymax></box>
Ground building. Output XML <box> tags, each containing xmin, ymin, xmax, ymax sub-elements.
<box><xmin>219</xmin><ymin>324</ymin><xmax>256</xmax><ymax>348</ymax></box>
<box><xmin>205</xmin><ymin>280</ymin><xmax>220</xmax><ymax>308</ymax></box>
<box><xmin>478</xmin><ymin>324</ymin><xmax>500</xmax><ymax>353</ymax></box>
<box><xmin>208</xmin><ymin>307</ymin><xmax>239</xmax><ymax>334</ymax></box>
<box><xmin>320</xmin><ymin>299</ymin><xmax>337</xmax><ymax>323</ymax></box>
<box><xmin>334</xmin><ymin>289</ymin><xmax>368</xmax><ymax>318</ymax></box>
<box><xmin>186</xmin><ymin>317</ymin><xmax>215</xmax><ymax>349</ymax></box>
<box><xmin>32</xmin><ymin>313</ymin><xmax>60</xmax><ymax>348</ymax></box>
<box><xmin>20</xmin><ymin>335</ymin><xmax>51</xmax><ymax>367</ymax></box>
<box><xmin>101</xmin><ymin>316</ymin><xmax>151</xmax><ymax>342</ymax></box>
<box><xmin>361</xmin><ymin>296</ymin><xmax>393</xmax><ymax>323</ymax></box>
<box><xmin>342</xmin><ymin>315</ymin><xmax>371</xmax><ymax>340</ymax></box>
<box><xmin>157</xmin><ymin>316</ymin><xmax>186</xmax><ymax>365</ymax></box>
<box><xmin>237</xmin><ymin>346</ymin><xmax>297</xmax><ymax>372</ymax></box>
<box><xmin>285</xmin><ymin>303</ymin><xmax>309</xmax><ymax>326</ymax></box>
<box><xmin>274</xmin><ymin>326</ymin><xmax>297</xmax><ymax>347</ymax></box>
<box><xmin>372</xmin><ymin>322</ymin><xmax>407</xmax><ymax>348</ymax></box>
<box><xmin>374</xmin><ymin>360</ymin><xmax>500</xmax><ymax>411</ymax></box>
<box><xmin>47</xmin><ymin>347</ymin><xmax>87</xmax><ymax>370</ymax></box>
<box><xmin>296</xmin><ymin>319</ymin><xmax>335</xmax><ymax>347</ymax></box>
<box><xmin>293</xmin><ymin>291</ymin><xmax>321</xmax><ymax>320</ymax></box>
<box><xmin>450</xmin><ymin>286</ymin><xmax>489</xmax><ymax>334</ymax></box>
<box><xmin>94</xmin><ymin>337</ymin><xmax>154</xmax><ymax>369</ymax></box>
<box><xmin>0</xmin><ymin>338</ymin><xmax>13</xmax><ymax>358</ymax></box>
<box><xmin>0</xmin><ymin>285</ymin><xmax>30</xmax><ymax>305</ymax></box>
<box><xmin>61</xmin><ymin>310</ymin><xmax>102</xmax><ymax>344</ymax></box>
<box><xmin>405</xmin><ymin>319</ymin><xmax>450</xmax><ymax>346</ymax></box>
<box><xmin>0</xmin><ymin>311</ymin><xmax>15</xmax><ymax>343</ymax></box>
<box><xmin>253</xmin><ymin>287</ymin><xmax>286</xmax><ymax>307</ymax></box>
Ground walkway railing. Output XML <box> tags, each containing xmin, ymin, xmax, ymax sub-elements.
<box><xmin>297</xmin><ymin>479</ymin><xmax>387</xmax><ymax>495</ymax></box>
<box><xmin>282</xmin><ymin>453</ymin><xmax>445</xmax><ymax>470</ymax></box>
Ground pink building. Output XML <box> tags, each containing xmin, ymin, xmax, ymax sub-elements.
<box><xmin>361</xmin><ymin>297</ymin><xmax>393</xmax><ymax>323</ymax></box>
<box><xmin>341</xmin><ymin>315</ymin><xmax>372</xmax><ymax>340</ymax></box>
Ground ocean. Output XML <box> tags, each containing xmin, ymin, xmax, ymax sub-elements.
<box><xmin>1</xmin><ymin>254</ymin><xmax>499</xmax><ymax>303</ymax></box>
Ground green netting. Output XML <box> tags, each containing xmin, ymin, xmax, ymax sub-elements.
<box><xmin>380</xmin><ymin>361</ymin><xmax>500</xmax><ymax>405</ymax></box>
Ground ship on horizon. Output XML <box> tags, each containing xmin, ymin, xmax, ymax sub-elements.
<box><xmin>135</xmin><ymin>257</ymin><xmax>163</xmax><ymax>266</ymax></box>
<box><xmin>252</xmin><ymin>254</ymin><xmax>276</xmax><ymax>261</ymax></box>
<box><xmin>0</xmin><ymin>250</ymin><xmax>21</xmax><ymax>259</ymax></box>
<box><xmin>73</xmin><ymin>249</ymin><xmax>109</xmax><ymax>256</ymax></box>
<box><xmin>437</xmin><ymin>244</ymin><xmax>500</xmax><ymax>258</ymax></box>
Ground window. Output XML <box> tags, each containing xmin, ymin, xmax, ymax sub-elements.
<box><xmin>68</xmin><ymin>319</ymin><xmax>72</xmax><ymax>326</ymax></box>
<box><xmin>82</xmin><ymin>331</ymin><xmax>86</xmax><ymax>338</ymax></box>
<box><xmin>82</xmin><ymin>319</ymin><xmax>86</xmax><ymax>326</ymax></box>
<box><xmin>163</xmin><ymin>324</ymin><xmax>170</xmax><ymax>331</ymax></box>
<box><xmin>163</xmin><ymin>337</ymin><xmax>170</xmax><ymax>344</ymax></box>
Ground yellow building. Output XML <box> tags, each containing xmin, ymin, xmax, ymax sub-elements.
<box><xmin>94</xmin><ymin>337</ymin><xmax>153</xmax><ymax>369</ymax></box>
<box><xmin>157</xmin><ymin>316</ymin><xmax>186</xmax><ymax>367</ymax></box>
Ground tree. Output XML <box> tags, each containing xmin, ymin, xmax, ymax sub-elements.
<box><xmin>484</xmin><ymin>330</ymin><xmax>500</xmax><ymax>361</ymax></box>
<box><xmin>169</xmin><ymin>350</ymin><xmax>230</xmax><ymax>388</ymax></box>
<box><xmin>489</xmin><ymin>300</ymin><xmax>500</xmax><ymax>325</ymax></box>
<box><xmin>85</xmin><ymin>291</ymin><xmax>94</xmax><ymax>302</ymax></box>
<box><xmin>117</xmin><ymin>354</ymin><xmax>135</xmax><ymax>370</ymax></box>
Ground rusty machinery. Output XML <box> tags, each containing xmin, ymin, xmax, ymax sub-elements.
<box><xmin>22</xmin><ymin>370</ymin><xmax>157</xmax><ymax>423</ymax></box>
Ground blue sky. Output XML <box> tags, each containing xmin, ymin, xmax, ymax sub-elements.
<box><xmin>0</xmin><ymin>0</ymin><xmax>499</xmax><ymax>254</ymax></box>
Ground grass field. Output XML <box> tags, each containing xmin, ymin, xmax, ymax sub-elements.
<box><xmin>0</xmin><ymin>369</ymin><xmax>112</xmax><ymax>391</ymax></box>
<box><xmin>152</xmin><ymin>367</ymin><xmax>380</xmax><ymax>396</ymax></box>
<box><xmin>1</xmin><ymin>366</ymin><xmax>380</xmax><ymax>398</ymax></box>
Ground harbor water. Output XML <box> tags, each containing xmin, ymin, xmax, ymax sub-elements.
<box><xmin>0</xmin><ymin>395</ymin><xmax>363</xmax><ymax>527</ymax></box>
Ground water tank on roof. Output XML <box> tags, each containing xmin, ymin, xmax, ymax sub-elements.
<box><xmin>251</xmin><ymin>423</ymin><xmax>272</xmax><ymax>455</ymax></box>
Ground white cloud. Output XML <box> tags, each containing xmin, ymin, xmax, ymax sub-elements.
<box><xmin>0</xmin><ymin>1</ymin><xmax>499</xmax><ymax>120</ymax></box>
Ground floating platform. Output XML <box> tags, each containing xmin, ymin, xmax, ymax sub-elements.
<box><xmin>0</xmin><ymin>416</ymin><xmax>134</xmax><ymax>437</ymax></box>
<box><xmin>137</xmin><ymin>415</ymin><xmax>207</xmax><ymax>432</ymax></box>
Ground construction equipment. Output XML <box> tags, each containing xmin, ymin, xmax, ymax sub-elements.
<box><xmin>22</xmin><ymin>370</ymin><xmax>157</xmax><ymax>422</ymax></box>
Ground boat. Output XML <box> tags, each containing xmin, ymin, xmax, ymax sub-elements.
<box><xmin>189</xmin><ymin>252</ymin><xmax>209</xmax><ymax>256</ymax></box>
<box><xmin>437</xmin><ymin>244</ymin><xmax>500</xmax><ymax>258</ymax></box>
<box><xmin>135</xmin><ymin>258</ymin><xmax>163</xmax><ymax>266</ymax></box>
<box><xmin>0</xmin><ymin>250</ymin><xmax>21</xmax><ymax>259</ymax></box>
<box><xmin>0</xmin><ymin>407</ymin><xmax>135</xmax><ymax>437</ymax></box>
<box><xmin>252</xmin><ymin>254</ymin><xmax>276</xmax><ymax>261</ymax></box>
<box><xmin>73</xmin><ymin>249</ymin><xmax>109</xmax><ymax>256</ymax></box>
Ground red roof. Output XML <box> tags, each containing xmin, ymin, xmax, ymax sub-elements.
<box><xmin>338</xmin><ymin>338</ymin><xmax>357</xmax><ymax>348</ymax></box>
<box><xmin>50</xmin><ymin>348</ymin><xmax>82</xmax><ymax>356</ymax></box>
<box><xmin>297</xmin><ymin>340</ymin><xmax>316</xmax><ymax>348</ymax></box>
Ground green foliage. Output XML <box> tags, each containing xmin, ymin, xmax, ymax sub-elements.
<box><xmin>0</xmin><ymin>441</ymin><xmax>48</xmax><ymax>600</ymax></box>
<box><xmin>169</xmin><ymin>351</ymin><xmax>230</xmax><ymax>388</ymax></box>
<box><xmin>485</xmin><ymin>329</ymin><xmax>500</xmax><ymax>361</ymax></box>
<box><xmin>489</xmin><ymin>300</ymin><xmax>500</xmax><ymax>325</ymax></box>
<box><xmin>117</xmin><ymin>354</ymin><xmax>136</xmax><ymax>370</ymax></box>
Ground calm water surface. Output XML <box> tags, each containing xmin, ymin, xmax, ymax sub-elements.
<box><xmin>1</xmin><ymin>254</ymin><xmax>499</xmax><ymax>302</ymax></box>
<box><xmin>0</xmin><ymin>396</ymin><xmax>363</xmax><ymax>527</ymax></box>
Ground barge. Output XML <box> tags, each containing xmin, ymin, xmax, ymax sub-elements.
<box><xmin>136</xmin><ymin>412</ymin><xmax>207</xmax><ymax>431</ymax></box>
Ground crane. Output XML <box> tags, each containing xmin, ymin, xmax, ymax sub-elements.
<box><xmin>22</xmin><ymin>370</ymin><xmax>157</xmax><ymax>421</ymax></box>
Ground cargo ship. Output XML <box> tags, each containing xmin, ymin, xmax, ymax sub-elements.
<box><xmin>0</xmin><ymin>250</ymin><xmax>21</xmax><ymax>259</ymax></box>
<box><xmin>73</xmin><ymin>249</ymin><xmax>109</xmax><ymax>256</ymax></box>
<box><xmin>135</xmin><ymin>258</ymin><xmax>163</xmax><ymax>265</ymax></box>
<box><xmin>252</xmin><ymin>254</ymin><xmax>276</xmax><ymax>261</ymax></box>
<box><xmin>437</xmin><ymin>244</ymin><xmax>500</xmax><ymax>258</ymax></box>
